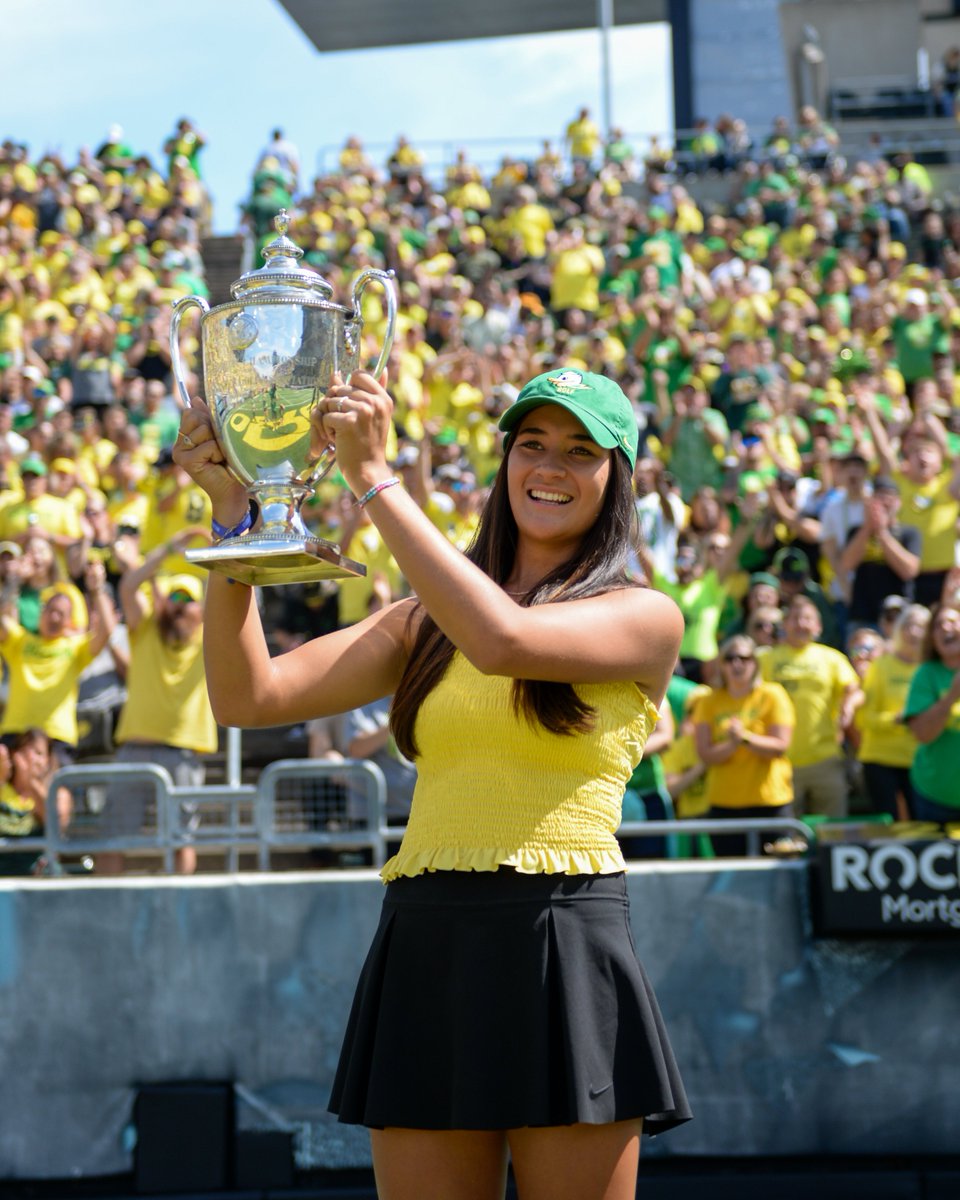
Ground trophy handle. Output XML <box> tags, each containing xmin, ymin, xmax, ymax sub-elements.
<box><xmin>170</xmin><ymin>294</ymin><xmax>211</xmax><ymax>410</ymax></box>
<box><xmin>349</xmin><ymin>268</ymin><xmax>397</xmax><ymax>378</ymax></box>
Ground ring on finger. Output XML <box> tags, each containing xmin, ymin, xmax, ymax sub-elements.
<box><xmin>336</xmin><ymin>397</ymin><xmax>344</xmax><ymax>413</ymax></box>
<box><xmin>179</xmin><ymin>432</ymin><xmax>195</xmax><ymax>449</ymax></box>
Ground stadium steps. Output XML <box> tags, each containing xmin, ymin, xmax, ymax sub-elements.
<box><xmin>200</xmin><ymin>234</ymin><xmax>247</xmax><ymax>306</ymax></box>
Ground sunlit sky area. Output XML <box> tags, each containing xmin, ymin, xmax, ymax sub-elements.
<box><xmin>7</xmin><ymin>0</ymin><xmax>672</xmax><ymax>231</ymax></box>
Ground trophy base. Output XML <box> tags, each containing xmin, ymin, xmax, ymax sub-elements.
<box><xmin>186</xmin><ymin>536</ymin><xmax>366</xmax><ymax>587</ymax></box>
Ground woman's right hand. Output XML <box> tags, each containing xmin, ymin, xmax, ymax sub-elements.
<box><xmin>172</xmin><ymin>399</ymin><xmax>249</xmax><ymax>527</ymax></box>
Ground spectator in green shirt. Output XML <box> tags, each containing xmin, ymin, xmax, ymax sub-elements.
<box><xmin>892</xmin><ymin>289</ymin><xmax>950</xmax><ymax>390</ymax></box>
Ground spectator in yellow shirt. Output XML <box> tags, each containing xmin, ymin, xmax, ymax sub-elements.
<box><xmin>694</xmin><ymin>635</ymin><xmax>794</xmax><ymax>855</ymax></box>
<box><xmin>0</xmin><ymin>560</ymin><xmax>114</xmax><ymax>766</ymax></box>
<box><xmin>549</xmin><ymin>226</ymin><xmax>605</xmax><ymax>315</ymax></box>
<box><xmin>759</xmin><ymin>595</ymin><xmax>862</xmax><ymax>817</ymax></box>
<box><xmin>564</xmin><ymin>106</ymin><xmax>601</xmax><ymax>165</ymax></box>
<box><xmin>857</xmin><ymin>603</ymin><xmax>928</xmax><ymax>820</ymax></box>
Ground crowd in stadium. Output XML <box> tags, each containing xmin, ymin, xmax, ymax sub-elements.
<box><xmin>1</xmin><ymin>98</ymin><xmax>959</xmax><ymax>872</ymax></box>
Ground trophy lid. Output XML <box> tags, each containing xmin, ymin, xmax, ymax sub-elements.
<box><xmin>231</xmin><ymin>210</ymin><xmax>335</xmax><ymax>301</ymax></box>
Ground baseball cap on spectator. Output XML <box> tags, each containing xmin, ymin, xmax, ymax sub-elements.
<box><xmin>872</xmin><ymin>474</ymin><xmax>899</xmax><ymax>493</ymax></box>
<box><xmin>811</xmin><ymin>407</ymin><xmax>838</xmax><ymax>426</ymax></box>
<box><xmin>19</xmin><ymin>457</ymin><xmax>47</xmax><ymax>477</ymax></box>
<box><xmin>834</xmin><ymin>349</ymin><xmax>872</xmax><ymax>380</ymax></box>
<box><xmin>393</xmin><ymin>446</ymin><xmax>419</xmax><ymax>470</ymax></box>
<box><xmin>904</xmin><ymin>288</ymin><xmax>928</xmax><ymax>306</ymax></box>
<box><xmin>499</xmin><ymin>367</ymin><xmax>639</xmax><ymax>468</ymax></box>
<box><xmin>0</xmin><ymin>542</ymin><xmax>22</xmax><ymax>559</ymax></box>
<box><xmin>743</xmin><ymin>402</ymin><xmax>773</xmax><ymax>424</ymax></box>
<box><xmin>160</xmin><ymin>574</ymin><xmax>204</xmax><ymax>604</ymax></box>
<box><xmin>772</xmin><ymin>546</ymin><xmax>811</xmax><ymax>581</ymax></box>
<box><xmin>50</xmin><ymin>458</ymin><xmax>76</xmax><ymax>475</ymax></box>
<box><xmin>879</xmin><ymin>595</ymin><xmax>907</xmax><ymax>621</ymax></box>
<box><xmin>435</xmin><ymin>464</ymin><xmax>464</xmax><ymax>484</ymax></box>
<box><xmin>749</xmin><ymin>571</ymin><xmax>780</xmax><ymax>591</ymax></box>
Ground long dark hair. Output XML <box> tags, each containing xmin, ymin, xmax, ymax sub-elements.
<box><xmin>390</xmin><ymin>442</ymin><xmax>639</xmax><ymax>760</ymax></box>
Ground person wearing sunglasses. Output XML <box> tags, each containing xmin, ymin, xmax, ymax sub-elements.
<box><xmin>692</xmin><ymin>635</ymin><xmax>794</xmax><ymax>856</ymax></box>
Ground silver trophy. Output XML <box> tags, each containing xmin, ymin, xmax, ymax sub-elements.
<box><xmin>169</xmin><ymin>210</ymin><xmax>397</xmax><ymax>585</ymax></box>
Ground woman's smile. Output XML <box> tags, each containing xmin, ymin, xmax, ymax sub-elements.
<box><xmin>529</xmin><ymin>488</ymin><xmax>573</xmax><ymax>505</ymax></box>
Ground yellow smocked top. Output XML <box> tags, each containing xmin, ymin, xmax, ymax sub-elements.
<box><xmin>381</xmin><ymin>651</ymin><xmax>658</xmax><ymax>881</ymax></box>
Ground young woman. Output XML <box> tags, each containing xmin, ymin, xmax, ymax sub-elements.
<box><xmin>692</xmin><ymin>634</ymin><xmax>795</xmax><ymax>856</ymax></box>
<box><xmin>174</xmin><ymin>366</ymin><xmax>689</xmax><ymax>1200</ymax></box>
<box><xmin>904</xmin><ymin>602</ymin><xmax>960</xmax><ymax>826</ymax></box>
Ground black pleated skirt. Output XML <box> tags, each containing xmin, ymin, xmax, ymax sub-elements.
<box><xmin>328</xmin><ymin>868</ymin><xmax>691</xmax><ymax>1135</ymax></box>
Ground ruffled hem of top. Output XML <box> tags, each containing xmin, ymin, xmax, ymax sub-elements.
<box><xmin>380</xmin><ymin>844</ymin><xmax>627</xmax><ymax>882</ymax></box>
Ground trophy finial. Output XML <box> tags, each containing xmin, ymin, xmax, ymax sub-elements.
<box><xmin>259</xmin><ymin>210</ymin><xmax>304</xmax><ymax>270</ymax></box>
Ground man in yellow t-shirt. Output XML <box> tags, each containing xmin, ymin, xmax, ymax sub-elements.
<box><xmin>0</xmin><ymin>563</ymin><xmax>114</xmax><ymax>763</ymax></box>
<box><xmin>0</xmin><ymin>458</ymin><xmax>82</xmax><ymax>570</ymax></box>
<box><xmin>565</xmin><ymin>107</ymin><xmax>601</xmax><ymax>164</ymax></box>
<box><xmin>759</xmin><ymin>595</ymin><xmax>861</xmax><ymax>817</ymax></box>
<box><xmin>550</xmin><ymin>227</ymin><xmax>605</xmax><ymax>314</ymax></box>
<box><xmin>863</xmin><ymin>409</ymin><xmax>960</xmax><ymax>607</ymax></box>
<box><xmin>507</xmin><ymin>187</ymin><xmax>555</xmax><ymax>259</ymax></box>
<box><xmin>99</xmin><ymin>547</ymin><xmax>217</xmax><ymax>876</ymax></box>
<box><xmin>891</xmin><ymin>438</ymin><xmax>960</xmax><ymax>606</ymax></box>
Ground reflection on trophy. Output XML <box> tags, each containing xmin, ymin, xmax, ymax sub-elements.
<box><xmin>169</xmin><ymin>210</ymin><xmax>397</xmax><ymax>585</ymax></box>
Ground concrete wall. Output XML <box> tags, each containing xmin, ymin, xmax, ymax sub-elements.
<box><xmin>1</xmin><ymin>862</ymin><xmax>958</xmax><ymax>1178</ymax></box>
<box><xmin>780</xmin><ymin>0</ymin><xmax>921</xmax><ymax>97</ymax></box>
<box><xmin>688</xmin><ymin>0</ymin><xmax>794</xmax><ymax>131</ymax></box>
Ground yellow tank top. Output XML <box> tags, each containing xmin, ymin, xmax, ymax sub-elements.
<box><xmin>381</xmin><ymin>652</ymin><xmax>658</xmax><ymax>881</ymax></box>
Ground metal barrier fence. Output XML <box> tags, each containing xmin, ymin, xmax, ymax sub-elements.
<box><xmin>255</xmin><ymin>759</ymin><xmax>387</xmax><ymax>870</ymax></box>
<box><xmin>32</xmin><ymin>760</ymin><xmax>810</xmax><ymax>874</ymax></box>
<box><xmin>38</xmin><ymin>759</ymin><xmax>386</xmax><ymax>874</ymax></box>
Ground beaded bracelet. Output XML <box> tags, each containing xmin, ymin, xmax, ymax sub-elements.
<box><xmin>355</xmin><ymin>476</ymin><xmax>401</xmax><ymax>508</ymax></box>
<box><xmin>212</xmin><ymin>507</ymin><xmax>254</xmax><ymax>541</ymax></box>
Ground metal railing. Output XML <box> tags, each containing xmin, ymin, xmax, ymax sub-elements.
<box><xmin>36</xmin><ymin>760</ymin><xmax>810</xmax><ymax>874</ymax></box>
<box><xmin>316</xmin><ymin>120</ymin><xmax>960</xmax><ymax>184</ymax></box>
<box><xmin>617</xmin><ymin>816</ymin><xmax>812</xmax><ymax>859</ymax></box>
<box><xmin>39</xmin><ymin>759</ymin><xmax>387</xmax><ymax>874</ymax></box>
<box><xmin>255</xmin><ymin>759</ymin><xmax>387</xmax><ymax>870</ymax></box>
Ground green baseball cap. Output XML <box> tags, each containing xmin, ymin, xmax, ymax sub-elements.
<box><xmin>498</xmin><ymin>368</ymin><xmax>638</xmax><ymax>468</ymax></box>
<box><xmin>19</xmin><ymin>456</ymin><xmax>47</xmax><ymax>477</ymax></box>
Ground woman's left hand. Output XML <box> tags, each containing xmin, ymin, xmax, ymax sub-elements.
<box><xmin>314</xmin><ymin>370</ymin><xmax>393</xmax><ymax>496</ymax></box>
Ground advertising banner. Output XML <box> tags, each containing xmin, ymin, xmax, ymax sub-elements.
<box><xmin>814</xmin><ymin>840</ymin><xmax>960</xmax><ymax>935</ymax></box>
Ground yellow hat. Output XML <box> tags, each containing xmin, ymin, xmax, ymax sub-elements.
<box><xmin>50</xmin><ymin>457</ymin><xmax>77</xmax><ymax>475</ymax></box>
<box><xmin>39</xmin><ymin>582</ymin><xmax>88</xmax><ymax>631</ymax></box>
<box><xmin>160</xmin><ymin>573</ymin><xmax>204</xmax><ymax>603</ymax></box>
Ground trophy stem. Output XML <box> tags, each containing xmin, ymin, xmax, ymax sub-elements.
<box><xmin>252</xmin><ymin>480</ymin><xmax>312</xmax><ymax>539</ymax></box>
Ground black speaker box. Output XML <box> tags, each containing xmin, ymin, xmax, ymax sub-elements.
<box><xmin>234</xmin><ymin>1129</ymin><xmax>295</xmax><ymax>1188</ymax></box>
<box><xmin>134</xmin><ymin>1082</ymin><xmax>233</xmax><ymax>1193</ymax></box>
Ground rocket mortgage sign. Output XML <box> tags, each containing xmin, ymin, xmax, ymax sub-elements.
<box><xmin>814</xmin><ymin>840</ymin><xmax>960</xmax><ymax>935</ymax></box>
